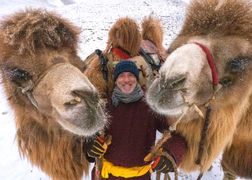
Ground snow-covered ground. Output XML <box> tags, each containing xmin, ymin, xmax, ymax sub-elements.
<box><xmin>0</xmin><ymin>0</ymin><xmax>247</xmax><ymax>179</ymax></box>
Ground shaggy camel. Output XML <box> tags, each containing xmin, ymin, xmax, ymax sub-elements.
<box><xmin>0</xmin><ymin>11</ymin><xmax>167</xmax><ymax>179</ymax></box>
<box><xmin>146</xmin><ymin>0</ymin><xmax>252</xmax><ymax>179</ymax></box>
<box><xmin>84</xmin><ymin>16</ymin><xmax>166</xmax><ymax>98</ymax></box>
<box><xmin>0</xmin><ymin>9</ymin><xmax>107</xmax><ymax>180</ymax></box>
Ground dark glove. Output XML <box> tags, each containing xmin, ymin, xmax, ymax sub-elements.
<box><xmin>151</xmin><ymin>155</ymin><xmax>174</xmax><ymax>173</ymax></box>
<box><xmin>86</xmin><ymin>136</ymin><xmax>108</xmax><ymax>159</ymax></box>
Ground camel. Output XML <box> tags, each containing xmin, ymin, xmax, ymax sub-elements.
<box><xmin>146</xmin><ymin>0</ymin><xmax>252</xmax><ymax>179</ymax></box>
<box><xmin>84</xmin><ymin>16</ymin><xmax>166</xmax><ymax>98</ymax></box>
<box><xmin>0</xmin><ymin>10</ymin><xmax>166</xmax><ymax>179</ymax></box>
<box><xmin>0</xmin><ymin>9</ymin><xmax>107</xmax><ymax>180</ymax></box>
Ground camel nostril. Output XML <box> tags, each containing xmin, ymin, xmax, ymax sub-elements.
<box><xmin>169</xmin><ymin>76</ymin><xmax>186</xmax><ymax>90</ymax></box>
<box><xmin>72</xmin><ymin>89</ymin><xmax>100</xmax><ymax>105</ymax></box>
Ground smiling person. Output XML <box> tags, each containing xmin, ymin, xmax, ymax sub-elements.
<box><xmin>86</xmin><ymin>60</ymin><xmax>187</xmax><ymax>180</ymax></box>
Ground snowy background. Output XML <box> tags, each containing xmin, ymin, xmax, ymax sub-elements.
<box><xmin>0</xmin><ymin>0</ymin><xmax>248</xmax><ymax>179</ymax></box>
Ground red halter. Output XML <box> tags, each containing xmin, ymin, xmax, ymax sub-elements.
<box><xmin>193</xmin><ymin>42</ymin><xmax>219</xmax><ymax>86</ymax></box>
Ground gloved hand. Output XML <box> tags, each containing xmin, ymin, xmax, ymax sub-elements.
<box><xmin>86</xmin><ymin>136</ymin><xmax>108</xmax><ymax>159</ymax></box>
<box><xmin>151</xmin><ymin>155</ymin><xmax>174</xmax><ymax>173</ymax></box>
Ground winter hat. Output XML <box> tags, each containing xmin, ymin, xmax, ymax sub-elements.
<box><xmin>113</xmin><ymin>60</ymin><xmax>139</xmax><ymax>81</ymax></box>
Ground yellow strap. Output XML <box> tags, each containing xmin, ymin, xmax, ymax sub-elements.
<box><xmin>101</xmin><ymin>158</ymin><xmax>152</xmax><ymax>178</ymax></box>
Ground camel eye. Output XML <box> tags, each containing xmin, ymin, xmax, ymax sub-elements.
<box><xmin>3</xmin><ymin>67</ymin><xmax>32</xmax><ymax>86</ymax></box>
<box><xmin>72</xmin><ymin>90</ymin><xmax>99</xmax><ymax>105</ymax></box>
<box><xmin>220</xmin><ymin>77</ymin><xmax>233</xmax><ymax>87</ymax></box>
<box><xmin>228</xmin><ymin>57</ymin><xmax>249</xmax><ymax>73</ymax></box>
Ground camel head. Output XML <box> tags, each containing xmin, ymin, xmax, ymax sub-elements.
<box><xmin>146</xmin><ymin>0</ymin><xmax>252</xmax><ymax>120</ymax></box>
<box><xmin>0</xmin><ymin>9</ymin><xmax>107</xmax><ymax>136</ymax></box>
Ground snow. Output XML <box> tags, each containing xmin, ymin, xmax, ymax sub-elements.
<box><xmin>0</xmin><ymin>0</ymin><xmax>247</xmax><ymax>179</ymax></box>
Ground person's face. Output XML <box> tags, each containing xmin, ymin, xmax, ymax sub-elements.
<box><xmin>115</xmin><ymin>72</ymin><xmax>137</xmax><ymax>94</ymax></box>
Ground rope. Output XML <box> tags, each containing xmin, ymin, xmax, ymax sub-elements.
<box><xmin>155</xmin><ymin>151</ymin><xmax>178</xmax><ymax>180</ymax></box>
<box><xmin>162</xmin><ymin>151</ymin><xmax>179</xmax><ymax>180</ymax></box>
<box><xmin>194</xmin><ymin>105</ymin><xmax>212</xmax><ymax>180</ymax></box>
<box><xmin>144</xmin><ymin>131</ymin><xmax>171</xmax><ymax>162</ymax></box>
<box><xmin>144</xmin><ymin>131</ymin><xmax>179</xmax><ymax>180</ymax></box>
<box><xmin>95</xmin><ymin>49</ymin><xmax>110</xmax><ymax>98</ymax></box>
<box><xmin>197</xmin><ymin>172</ymin><xmax>204</xmax><ymax>180</ymax></box>
<box><xmin>139</xmin><ymin>47</ymin><xmax>161</xmax><ymax>71</ymax></box>
<box><xmin>195</xmin><ymin>105</ymin><xmax>212</xmax><ymax>165</ymax></box>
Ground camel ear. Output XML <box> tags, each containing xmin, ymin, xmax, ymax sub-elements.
<box><xmin>3</xmin><ymin>66</ymin><xmax>32</xmax><ymax>87</ymax></box>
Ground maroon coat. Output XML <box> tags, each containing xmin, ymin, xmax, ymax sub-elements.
<box><xmin>92</xmin><ymin>98</ymin><xmax>187</xmax><ymax>180</ymax></box>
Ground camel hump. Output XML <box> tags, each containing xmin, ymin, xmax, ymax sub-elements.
<box><xmin>181</xmin><ymin>0</ymin><xmax>252</xmax><ymax>37</ymax></box>
<box><xmin>0</xmin><ymin>8</ymin><xmax>80</xmax><ymax>56</ymax></box>
<box><xmin>108</xmin><ymin>17</ymin><xmax>141</xmax><ymax>57</ymax></box>
<box><xmin>141</xmin><ymin>16</ymin><xmax>164</xmax><ymax>51</ymax></box>
<box><xmin>141</xmin><ymin>40</ymin><xmax>158</xmax><ymax>54</ymax></box>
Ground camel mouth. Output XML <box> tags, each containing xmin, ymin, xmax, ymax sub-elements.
<box><xmin>57</xmin><ymin>105</ymin><xmax>108</xmax><ymax>136</ymax></box>
<box><xmin>149</xmin><ymin>101</ymin><xmax>188</xmax><ymax>117</ymax></box>
<box><xmin>146</xmin><ymin>78</ymin><xmax>188</xmax><ymax>117</ymax></box>
<box><xmin>59</xmin><ymin>117</ymin><xmax>107</xmax><ymax>137</ymax></box>
<box><xmin>80</xmin><ymin>104</ymin><xmax>108</xmax><ymax>136</ymax></box>
<box><xmin>54</xmin><ymin>100</ymin><xmax>108</xmax><ymax>136</ymax></box>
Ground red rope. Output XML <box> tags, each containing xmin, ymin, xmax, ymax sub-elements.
<box><xmin>193</xmin><ymin>42</ymin><xmax>219</xmax><ymax>86</ymax></box>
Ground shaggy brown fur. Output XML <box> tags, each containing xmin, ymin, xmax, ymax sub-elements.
<box><xmin>141</xmin><ymin>16</ymin><xmax>167</xmax><ymax>59</ymax></box>
<box><xmin>0</xmin><ymin>9</ymin><xmax>90</xmax><ymax>180</ymax></box>
<box><xmin>221</xmin><ymin>94</ymin><xmax>252</xmax><ymax>178</ymax></box>
<box><xmin>84</xmin><ymin>52</ymin><xmax>115</xmax><ymax>98</ymax></box>
<box><xmin>181</xmin><ymin>0</ymin><xmax>252</xmax><ymax>38</ymax></box>
<box><xmin>0</xmin><ymin>9</ymin><xmax>84</xmax><ymax>70</ymax></box>
<box><xmin>148</xmin><ymin>0</ymin><xmax>252</xmax><ymax>178</ymax></box>
<box><xmin>107</xmin><ymin>17</ymin><xmax>141</xmax><ymax>57</ymax></box>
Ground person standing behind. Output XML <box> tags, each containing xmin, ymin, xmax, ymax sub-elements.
<box><xmin>86</xmin><ymin>60</ymin><xmax>187</xmax><ymax>180</ymax></box>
